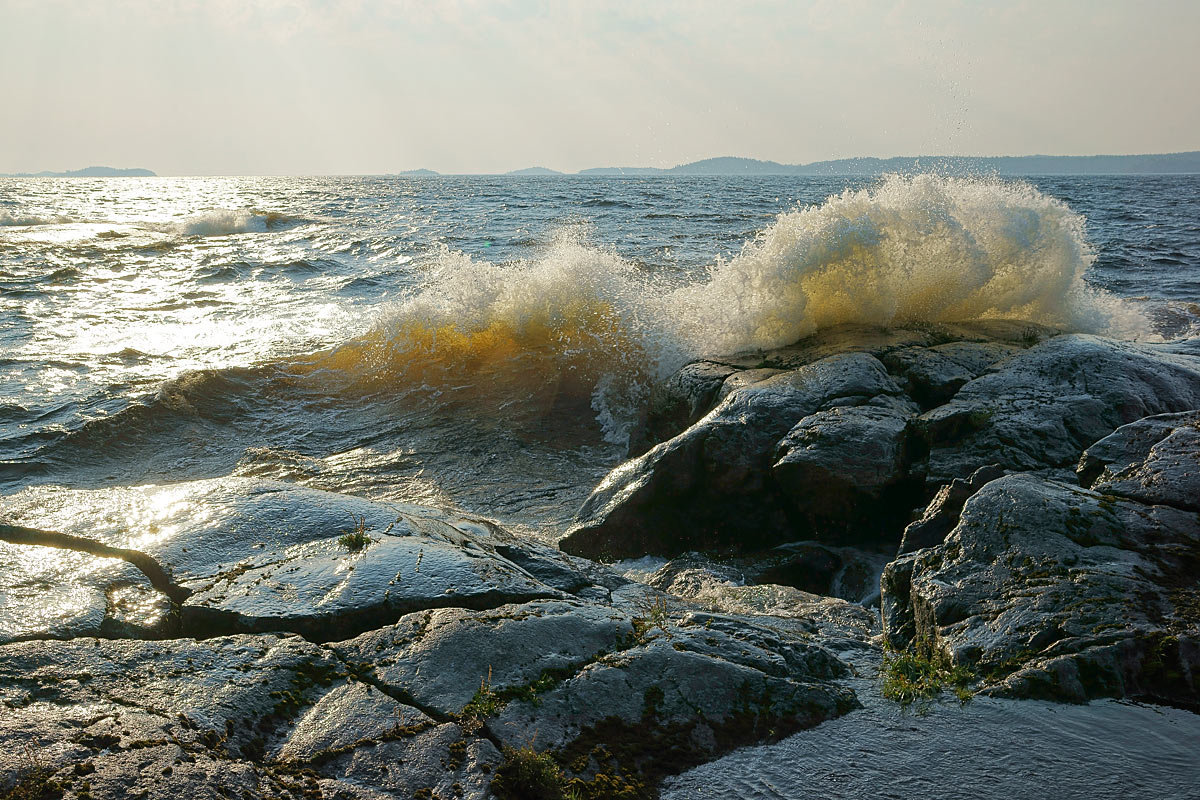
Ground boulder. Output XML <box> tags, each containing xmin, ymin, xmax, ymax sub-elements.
<box><xmin>1078</xmin><ymin>411</ymin><xmax>1200</xmax><ymax>512</ymax></box>
<box><xmin>772</xmin><ymin>398</ymin><xmax>921</xmax><ymax>540</ymax></box>
<box><xmin>881</xmin><ymin>341</ymin><xmax>1021</xmax><ymax>407</ymax></box>
<box><xmin>560</xmin><ymin>352</ymin><xmax>906</xmax><ymax>560</ymax></box>
<box><xmin>919</xmin><ymin>335</ymin><xmax>1200</xmax><ymax>483</ymax></box>
<box><xmin>881</xmin><ymin>470</ymin><xmax>1200</xmax><ymax>705</ymax></box>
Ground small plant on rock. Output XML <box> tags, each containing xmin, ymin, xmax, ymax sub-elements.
<box><xmin>880</xmin><ymin>645</ymin><xmax>974</xmax><ymax>707</ymax></box>
<box><xmin>337</xmin><ymin>514</ymin><xmax>373</xmax><ymax>552</ymax></box>
<box><xmin>631</xmin><ymin>595</ymin><xmax>672</xmax><ymax>641</ymax></box>
<box><xmin>461</xmin><ymin>666</ymin><xmax>505</xmax><ymax>727</ymax></box>
<box><xmin>491</xmin><ymin>744</ymin><xmax>572</xmax><ymax>800</ymax></box>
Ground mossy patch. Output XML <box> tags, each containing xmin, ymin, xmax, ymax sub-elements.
<box><xmin>880</xmin><ymin>646</ymin><xmax>974</xmax><ymax>706</ymax></box>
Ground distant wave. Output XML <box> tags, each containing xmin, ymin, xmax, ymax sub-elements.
<box><xmin>0</xmin><ymin>212</ymin><xmax>72</xmax><ymax>226</ymax></box>
<box><xmin>149</xmin><ymin>209</ymin><xmax>310</xmax><ymax>237</ymax></box>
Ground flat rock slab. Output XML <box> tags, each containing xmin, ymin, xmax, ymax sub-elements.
<box><xmin>1</xmin><ymin>477</ymin><xmax>600</xmax><ymax>642</ymax></box>
<box><xmin>181</xmin><ymin>531</ymin><xmax>566</xmax><ymax>641</ymax></box>
<box><xmin>0</xmin><ymin>633</ymin><xmax>502</xmax><ymax>799</ymax></box>
<box><xmin>335</xmin><ymin>597</ymin><xmax>856</xmax><ymax>792</ymax></box>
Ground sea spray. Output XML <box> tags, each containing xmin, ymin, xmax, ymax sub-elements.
<box><xmin>300</xmin><ymin>174</ymin><xmax>1147</xmax><ymax>442</ymax></box>
<box><xmin>669</xmin><ymin>173</ymin><xmax>1147</xmax><ymax>355</ymax></box>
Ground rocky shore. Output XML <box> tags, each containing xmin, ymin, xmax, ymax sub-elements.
<box><xmin>4</xmin><ymin>320</ymin><xmax>1200</xmax><ymax>799</ymax></box>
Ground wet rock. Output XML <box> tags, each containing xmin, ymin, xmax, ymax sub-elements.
<box><xmin>881</xmin><ymin>472</ymin><xmax>1200</xmax><ymax>705</ymax></box>
<box><xmin>486</xmin><ymin>608</ymin><xmax>856</xmax><ymax>788</ymax></box>
<box><xmin>772</xmin><ymin>399</ymin><xmax>920</xmax><ymax>540</ymax></box>
<box><xmin>181</xmin><ymin>530</ymin><xmax>566</xmax><ymax>642</ymax></box>
<box><xmin>1078</xmin><ymin>411</ymin><xmax>1200</xmax><ymax>512</ymax></box>
<box><xmin>898</xmin><ymin>464</ymin><xmax>1006</xmax><ymax>554</ymax></box>
<box><xmin>0</xmin><ymin>632</ymin><xmax>501</xmax><ymax>798</ymax></box>
<box><xmin>560</xmin><ymin>352</ymin><xmax>905</xmax><ymax>560</ymax></box>
<box><xmin>881</xmin><ymin>341</ymin><xmax>1021</xmax><ymax>407</ymax></box>
<box><xmin>629</xmin><ymin>360</ymin><xmax>739</xmax><ymax>454</ymax></box>
<box><xmin>272</xmin><ymin>681</ymin><xmax>433</xmax><ymax>763</ymax></box>
<box><xmin>919</xmin><ymin>335</ymin><xmax>1200</xmax><ymax>483</ymax></box>
<box><xmin>333</xmin><ymin>600</ymin><xmax>633</xmax><ymax>717</ymax></box>
<box><xmin>1</xmin><ymin>477</ymin><xmax>603</xmax><ymax>642</ymax></box>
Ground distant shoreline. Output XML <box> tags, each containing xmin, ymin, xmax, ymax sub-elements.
<box><xmin>1</xmin><ymin>166</ymin><xmax>156</xmax><ymax>178</ymax></box>
<box><xmin>7</xmin><ymin>152</ymin><xmax>1200</xmax><ymax>178</ymax></box>
<box><xmin>403</xmin><ymin>151</ymin><xmax>1200</xmax><ymax>177</ymax></box>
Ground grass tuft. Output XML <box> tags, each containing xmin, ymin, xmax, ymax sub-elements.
<box><xmin>880</xmin><ymin>646</ymin><xmax>974</xmax><ymax>706</ymax></box>
<box><xmin>337</xmin><ymin>514</ymin><xmax>373</xmax><ymax>552</ymax></box>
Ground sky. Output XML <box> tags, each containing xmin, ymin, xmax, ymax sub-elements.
<box><xmin>3</xmin><ymin>0</ymin><xmax>1198</xmax><ymax>175</ymax></box>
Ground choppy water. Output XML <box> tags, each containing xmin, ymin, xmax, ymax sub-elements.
<box><xmin>2</xmin><ymin>174</ymin><xmax>1199</xmax><ymax>534</ymax></box>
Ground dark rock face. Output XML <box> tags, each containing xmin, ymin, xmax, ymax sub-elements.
<box><xmin>561</xmin><ymin>351</ymin><xmax>911</xmax><ymax>560</ymax></box>
<box><xmin>881</xmin><ymin>451</ymin><xmax>1200</xmax><ymax>705</ymax></box>
<box><xmin>563</xmin><ymin>323</ymin><xmax>1200</xmax><ymax>563</ymax></box>
<box><xmin>1078</xmin><ymin>411</ymin><xmax>1200</xmax><ymax>512</ymax></box>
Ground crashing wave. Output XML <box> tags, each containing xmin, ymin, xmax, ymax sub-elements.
<box><xmin>292</xmin><ymin>175</ymin><xmax>1148</xmax><ymax>442</ymax></box>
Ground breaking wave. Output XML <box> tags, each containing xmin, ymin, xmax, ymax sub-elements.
<box><xmin>151</xmin><ymin>209</ymin><xmax>308</xmax><ymax>237</ymax></box>
<box><xmin>289</xmin><ymin>174</ymin><xmax>1147</xmax><ymax>443</ymax></box>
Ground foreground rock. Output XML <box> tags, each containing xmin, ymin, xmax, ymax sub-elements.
<box><xmin>881</xmin><ymin>414</ymin><xmax>1200</xmax><ymax>705</ymax></box>
<box><xmin>0</xmin><ymin>478</ymin><xmax>605</xmax><ymax>644</ymax></box>
<box><xmin>562</xmin><ymin>323</ymin><xmax>1200</xmax><ymax>562</ymax></box>
<box><xmin>1</xmin><ymin>479</ymin><xmax>864</xmax><ymax>798</ymax></box>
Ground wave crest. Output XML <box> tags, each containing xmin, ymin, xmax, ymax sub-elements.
<box><xmin>670</xmin><ymin>173</ymin><xmax>1145</xmax><ymax>354</ymax></box>
<box><xmin>154</xmin><ymin>209</ymin><xmax>307</xmax><ymax>237</ymax></box>
<box><xmin>292</xmin><ymin>175</ymin><xmax>1147</xmax><ymax>442</ymax></box>
<box><xmin>0</xmin><ymin>212</ymin><xmax>72</xmax><ymax>226</ymax></box>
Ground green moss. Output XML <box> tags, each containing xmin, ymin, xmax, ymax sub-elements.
<box><xmin>880</xmin><ymin>646</ymin><xmax>974</xmax><ymax>706</ymax></box>
<box><xmin>491</xmin><ymin>746</ymin><xmax>572</xmax><ymax>800</ymax></box>
<box><xmin>1</xmin><ymin>768</ymin><xmax>65</xmax><ymax>800</ymax></box>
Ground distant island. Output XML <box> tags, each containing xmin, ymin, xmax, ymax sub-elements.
<box><xmin>1</xmin><ymin>166</ymin><xmax>156</xmax><ymax>178</ymax></box>
<box><xmin>505</xmin><ymin>166</ymin><xmax>564</xmax><ymax>176</ymax></box>
<box><xmin>399</xmin><ymin>151</ymin><xmax>1200</xmax><ymax>177</ymax></box>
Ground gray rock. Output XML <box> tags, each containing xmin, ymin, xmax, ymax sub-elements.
<box><xmin>772</xmin><ymin>400</ymin><xmax>919</xmax><ymax>539</ymax></box>
<box><xmin>898</xmin><ymin>464</ymin><xmax>1006</xmax><ymax>554</ymax></box>
<box><xmin>486</xmin><ymin>608</ymin><xmax>856</xmax><ymax>785</ymax></box>
<box><xmin>629</xmin><ymin>360</ymin><xmax>739</xmax><ymax>454</ymax></box>
<box><xmin>1</xmin><ymin>477</ymin><xmax>602</xmax><ymax>643</ymax></box>
<box><xmin>881</xmin><ymin>472</ymin><xmax>1200</xmax><ymax>704</ymax></box>
<box><xmin>919</xmin><ymin>335</ymin><xmax>1200</xmax><ymax>483</ymax></box>
<box><xmin>333</xmin><ymin>600</ymin><xmax>633</xmax><ymax>717</ymax></box>
<box><xmin>181</xmin><ymin>530</ymin><xmax>565</xmax><ymax>642</ymax></box>
<box><xmin>1077</xmin><ymin>411</ymin><xmax>1200</xmax><ymax>487</ymax></box>
<box><xmin>882</xmin><ymin>341</ymin><xmax>1021</xmax><ymax>406</ymax></box>
<box><xmin>273</xmin><ymin>682</ymin><xmax>433</xmax><ymax>763</ymax></box>
<box><xmin>560</xmin><ymin>352</ymin><xmax>905</xmax><ymax>559</ymax></box>
<box><xmin>1078</xmin><ymin>411</ymin><xmax>1200</xmax><ymax>513</ymax></box>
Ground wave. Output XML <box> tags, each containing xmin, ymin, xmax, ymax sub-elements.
<box><xmin>0</xmin><ymin>212</ymin><xmax>72</xmax><ymax>226</ymax></box>
<box><xmin>286</xmin><ymin>175</ymin><xmax>1147</xmax><ymax>444</ymax></box>
<box><xmin>151</xmin><ymin>209</ymin><xmax>309</xmax><ymax>237</ymax></box>
<box><xmin>668</xmin><ymin>172</ymin><xmax>1149</xmax><ymax>354</ymax></box>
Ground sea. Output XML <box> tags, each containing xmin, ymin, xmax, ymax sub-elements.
<box><xmin>3</xmin><ymin>173</ymin><xmax>1200</xmax><ymax>796</ymax></box>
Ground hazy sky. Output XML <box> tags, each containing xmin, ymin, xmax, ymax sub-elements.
<box><xmin>3</xmin><ymin>0</ymin><xmax>1198</xmax><ymax>175</ymax></box>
